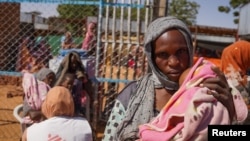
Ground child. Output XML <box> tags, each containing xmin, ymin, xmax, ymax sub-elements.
<box><xmin>59</xmin><ymin>73</ymin><xmax>75</xmax><ymax>90</ymax></box>
<box><xmin>58</xmin><ymin>72</ymin><xmax>89</xmax><ymax>117</ymax></box>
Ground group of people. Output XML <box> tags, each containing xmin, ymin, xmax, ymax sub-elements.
<box><xmin>18</xmin><ymin>15</ymin><xmax>250</xmax><ymax>141</ymax></box>
<box><xmin>16</xmin><ymin>36</ymin><xmax>53</xmax><ymax>73</ymax></box>
<box><xmin>20</xmin><ymin>51</ymin><xmax>94</xmax><ymax>141</ymax></box>
<box><xmin>61</xmin><ymin>22</ymin><xmax>97</xmax><ymax>56</ymax></box>
<box><xmin>102</xmin><ymin>16</ymin><xmax>250</xmax><ymax>141</ymax></box>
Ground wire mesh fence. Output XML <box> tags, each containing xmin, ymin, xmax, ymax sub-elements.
<box><xmin>0</xmin><ymin>1</ymin><xmax>164</xmax><ymax>130</ymax></box>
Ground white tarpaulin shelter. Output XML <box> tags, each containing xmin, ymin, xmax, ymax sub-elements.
<box><xmin>238</xmin><ymin>2</ymin><xmax>250</xmax><ymax>39</ymax></box>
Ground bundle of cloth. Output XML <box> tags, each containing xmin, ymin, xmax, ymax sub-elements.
<box><xmin>139</xmin><ymin>57</ymin><xmax>248</xmax><ymax>141</ymax></box>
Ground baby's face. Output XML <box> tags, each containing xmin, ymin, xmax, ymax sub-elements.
<box><xmin>61</xmin><ymin>77</ymin><xmax>74</xmax><ymax>90</ymax></box>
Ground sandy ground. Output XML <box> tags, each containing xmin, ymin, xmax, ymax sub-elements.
<box><xmin>0</xmin><ymin>85</ymin><xmax>23</xmax><ymax>141</ymax></box>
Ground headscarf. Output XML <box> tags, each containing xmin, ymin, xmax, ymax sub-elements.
<box><xmin>35</xmin><ymin>67</ymin><xmax>54</xmax><ymax>81</ymax></box>
<box><xmin>42</xmin><ymin>86</ymin><xmax>74</xmax><ymax>118</ymax></box>
<box><xmin>115</xmin><ymin>16</ymin><xmax>193</xmax><ymax>140</ymax></box>
<box><xmin>54</xmin><ymin>51</ymin><xmax>87</xmax><ymax>86</ymax></box>
<box><xmin>144</xmin><ymin>16</ymin><xmax>193</xmax><ymax>91</ymax></box>
<box><xmin>82</xmin><ymin>22</ymin><xmax>96</xmax><ymax>50</ymax></box>
<box><xmin>221</xmin><ymin>40</ymin><xmax>250</xmax><ymax>86</ymax></box>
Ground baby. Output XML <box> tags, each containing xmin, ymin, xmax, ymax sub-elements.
<box><xmin>138</xmin><ymin>58</ymin><xmax>246</xmax><ymax>141</ymax></box>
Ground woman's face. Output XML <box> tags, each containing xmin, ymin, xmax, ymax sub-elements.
<box><xmin>153</xmin><ymin>29</ymin><xmax>189</xmax><ymax>82</ymax></box>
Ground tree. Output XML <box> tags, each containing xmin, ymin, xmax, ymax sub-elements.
<box><xmin>57</xmin><ymin>0</ymin><xmax>199</xmax><ymax>28</ymax></box>
<box><xmin>57</xmin><ymin>1</ymin><xmax>98</xmax><ymax>34</ymax></box>
<box><xmin>218</xmin><ymin>0</ymin><xmax>250</xmax><ymax>24</ymax></box>
<box><xmin>168</xmin><ymin>0</ymin><xmax>200</xmax><ymax>25</ymax></box>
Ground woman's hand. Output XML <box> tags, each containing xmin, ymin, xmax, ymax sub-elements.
<box><xmin>200</xmin><ymin>66</ymin><xmax>235</xmax><ymax>122</ymax></box>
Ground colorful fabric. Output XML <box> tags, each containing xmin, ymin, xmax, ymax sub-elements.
<box><xmin>221</xmin><ymin>40</ymin><xmax>250</xmax><ymax>87</ymax></box>
<box><xmin>139</xmin><ymin>58</ymin><xmax>247</xmax><ymax>141</ymax></box>
<box><xmin>22</xmin><ymin>71</ymin><xmax>51</xmax><ymax>112</ymax></box>
<box><xmin>102</xmin><ymin>100</ymin><xmax>126</xmax><ymax>141</ymax></box>
<box><xmin>42</xmin><ymin>86</ymin><xmax>74</xmax><ymax>118</ymax></box>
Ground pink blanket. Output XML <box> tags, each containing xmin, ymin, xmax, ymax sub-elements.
<box><xmin>139</xmin><ymin>58</ymin><xmax>247</xmax><ymax>141</ymax></box>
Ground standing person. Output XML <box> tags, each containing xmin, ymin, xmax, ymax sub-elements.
<box><xmin>82</xmin><ymin>22</ymin><xmax>97</xmax><ymax>56</ymax></box>
<box><xmin>54</xmin><ymin>51</ymin><xmax>94</xmax><ymax>117</ymax></box>
<box><xmin>102</xmin><ymin>16</ymin><xmax>245</xmax><ymax>141</ymax></box>
<box><xmin>138</xmin><ymin>57</ymin><xmax>247</xmax><ymax>141</ymax></box>
<box><xmin>220</xmin><ymin>40</ymin><xmax>250</xmax><ymax>124</ymax></box>
<box><xmin>21</xmin><ymin>86</ymin><xmax>93</xmax><ymax>141</ymax></box>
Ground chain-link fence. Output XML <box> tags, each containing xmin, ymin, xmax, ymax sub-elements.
<box><xmin>0</xmin><ymin>1</ymin><xmax>166</xmax><ymax>130</ymax></box>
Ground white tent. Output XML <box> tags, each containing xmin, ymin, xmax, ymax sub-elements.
<box><xmin>238</xmin><ymin>2</ymin><xmax>250</xmax><ymax>40</ymax></box>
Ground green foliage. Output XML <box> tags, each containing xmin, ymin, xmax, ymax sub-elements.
<box><xmin>168</xmin><ymin>0</ymin><xmax>200</xmax><ymax>25</ymax></box>
<box><xmin>57</xmin><ymin>0</ymin><xmax>199</xmax><ymax>27</ymax></box>
<box><xmin>57</xmin><ymin>4</ymin><xmax>98</xmax><ymax>18</ymax></box>
<box><xmin>218</xmin><ymin>0</ymin><xmax>250</xmax><ymax>24</ymax></box>
<box><xmin>57</xmin><ymin>0</ymin><xmax>99</xmax><ymax>33</ymax></box>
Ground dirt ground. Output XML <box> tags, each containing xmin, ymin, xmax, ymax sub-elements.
<box><xmin>0</xmin><ymin>75</ymin><xmax>105</xmax><ymax>141</ymax></box>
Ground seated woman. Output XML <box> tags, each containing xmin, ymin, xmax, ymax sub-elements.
<box><xmin>21</xmin><ymin>86</ymin><xmax>93</xmax><ymax>141</ymax></box>
<box><xmin>139</xmin><ymin>58</ymin><xmax>248</xmax><ymax>141</ymax></box>
<box><xmin>21</xmin><ymin>67</ymin><xmax>56</xmax><ymax>131</ymax></box>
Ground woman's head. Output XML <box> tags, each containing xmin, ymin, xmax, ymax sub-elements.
<box><xmin>221</xmin><ymin>40</ymin><xmax>250</xmax><ymax>76</ymax></box>
<box><xmin>42</xmin><ymin>86</ymin><xmax>74</xmax><ymax>118</ymax></box>
<box><xmin>144</xmin><ymin>16</ymin><xmax>193</xmax><ymax>90</ymax></box>
<box><xmin>35</xmin><ymin>68</ymin><xmax>56</xmax><ymax>87</ymax></box>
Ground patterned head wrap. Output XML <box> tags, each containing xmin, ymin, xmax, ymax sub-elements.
<box><xmin>221</xmin><ymin>40</ymin><xmax>250</xmax><ymax>86</ymax></box>
<box><xmin>144</xmin><ymin>16</ymin><xmax>193</xmax><ymax>90</ymax></box>
<box><xmin>42</xmin><ymin>86</ymin><xmax>74</xmax><ymax>118</ymax></box>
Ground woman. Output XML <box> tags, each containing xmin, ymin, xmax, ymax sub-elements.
<box><xmin>22</xmin><ymin>67</ymin><xmax>56</xmax><ymax>131</ymax></box>
<box><xmin>102</xmin><ymin>16</ymin><xmax>245</xmax><ymax>141</ymax></box>
<box><xmin>82</xmin><ymin>22</ymin><xmax>97</xmax><ymax>51</ymax></box>
<box><xmin>55</xmin><ymin>51</ymin><xmax>94</xmax><ymax>117</ymax></box>
<box><xmin>221</xmin><ymin>40</ymin><xmax>250</xmax><ymax>124</ymax></box>
<box><xmin>139</xmin><ymin>57</ymin><xmax>247</xmax><ymax>141</ymax></box>
<box><xmin>22</xmin><ymin>86</ymin><xmax>93</xmax><ymax>141</ymax></box>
